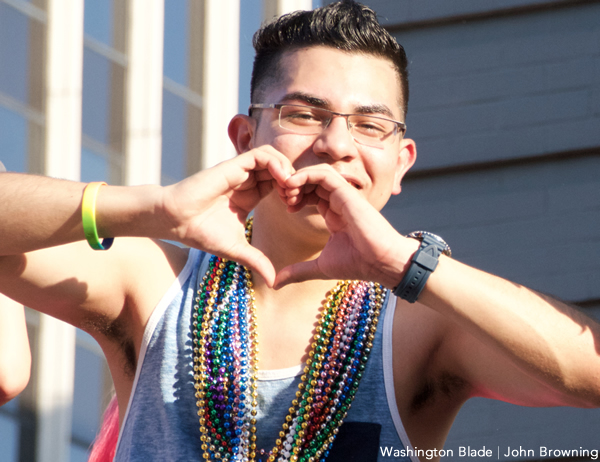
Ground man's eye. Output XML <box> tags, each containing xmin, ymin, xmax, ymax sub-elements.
<box><xmin>289</xmin><ymin>112</ymin><xmax>316</xmax><ymax>119</ymax></box>
<box><xmin>355</xmin><ymin>121</ymin><xmax>386</xmax><ymax>134</ymax></box>
<box><xmin>285</xmin><ymin>111</ymin><xmax>322</xmax><ymax>123</ymax></box>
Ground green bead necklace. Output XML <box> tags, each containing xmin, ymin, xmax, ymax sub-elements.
<box><xmin>192</xmin><ymin>219</ymin><xmax>385</xmax><ymax>461</ymax></box>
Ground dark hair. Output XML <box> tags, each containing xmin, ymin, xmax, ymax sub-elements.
<box><xmin>251</xmin><ymin>0</ymin><xmax>409</xmax><ymax>117</ymax></box>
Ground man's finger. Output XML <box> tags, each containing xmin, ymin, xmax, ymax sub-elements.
<box><xmin>233</xmin><ymin>245</ymin><xmax>277</xmax><ymax>288</ymax></box>
<box><xmin>285</xmin><ymin>166</ymin><xmax>347</xmax><ymax>192</ymax></box>
<box><xmin>246</xmin><ymin>147</ymin><xmax>296</xmax><ymax>186</ymax></box>
<box><xmin>273</xmin><ymin>259</ymin><xmax>325</xmax><ymax>289</ymax></box>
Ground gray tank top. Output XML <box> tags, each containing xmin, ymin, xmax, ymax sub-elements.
<box><xmin>115</xmin><ymin>248</ymin><xmax>417</xmax><ymax>461</ymax></box>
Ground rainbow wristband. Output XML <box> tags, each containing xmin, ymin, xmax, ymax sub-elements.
<box><xmin>81</xmin><ymin>182</ymin><xmax>114</xmax><ymax>250</ymax></box>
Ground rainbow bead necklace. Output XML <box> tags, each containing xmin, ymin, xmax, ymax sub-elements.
<box><xmin>192</xmin><ymin>220</ymin><xmax>385</xmax><ymax>461</ymax></box>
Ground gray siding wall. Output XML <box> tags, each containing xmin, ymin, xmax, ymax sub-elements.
<box><xmin>385</xmin><ymin>155</ymin><xmax>600</xmax><ymax>302</ymax></box>
<box><xmin>390</xmin><ymin>2</ymin><xmax>600</xmax><ymax>171</ymax></box>
<box><xmin>327</xmin><ymin>0</ymin><xmax>600</xmax><ymax>459</ymax></box>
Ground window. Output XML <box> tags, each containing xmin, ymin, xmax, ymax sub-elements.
<box><xmin>161</xmin><ymin>0</ymin><xmax>203</xmax><ymax>184</ymax></box>
<box><xmin>81</xmin><ymin>0</ymin><xmax>126</xmax><ymax>184</ymax></box>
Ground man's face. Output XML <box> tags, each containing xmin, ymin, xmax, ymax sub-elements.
<box><xmin>250</xmin><ymin>46</ymin><xmax>415</xmax><ymax>212</ymax></box>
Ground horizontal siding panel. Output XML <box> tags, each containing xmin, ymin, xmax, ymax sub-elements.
<box><xmin>462</xmin><ymin>243</ymin><xmax>600</xmax><ymax>300</ymax></box>
<box><xmin>409</xmin><ymin>66</ymin><xmax>547</xmax><ymax>112</ymax></box>
<box><xmin>384</xmin><ymin>190</ymin><xmax>547</xmax><ymax>232</ymax></box>
<box><xmin>390</xmin><ymin>3</ymin><xmax>600</xmax><ymax>170</ymax></box>
<box><xmin>547</xmin><ymin>181</ymin><xmax>600</xmax><ymax>212</ymax></box>
<box><xmin>411</xmin><ymin>118</ymin><xmax>600</xmax><ymax>170</ymax></box>
<box><xmin>350</xmin><ymin>0</ymin><xmax>578</xmax><ymax>27</ymax></box>
<box><xmin>382</xmin><ymin>155</ymin><xmax>600</xmax><ymax>301</ymax></box>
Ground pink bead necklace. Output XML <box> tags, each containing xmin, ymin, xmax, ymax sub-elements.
<box><xmin>192</xmin><ymin>219</ymin><xmax>385</xmax><ymax>461</ymax></box>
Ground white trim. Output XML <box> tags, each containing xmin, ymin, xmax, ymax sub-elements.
<box><xmin>44</xmin><ymin>0</ymin><xmax>84</xmax><ymax>181</ymax></box>
<box><xmin>258</xmin><ymin>364</ymin><xmax>304</xmax><ymax>381</ymax></box>
<box><xmin>115</xmin><ymin>247</ymin><xmax>201</xmax><ymax>454</ymax></box>
<box><xmin>34</xmin><ymin>0</ymin><xmax>84</xmax><ymax>459</ymax></box>
<box><xmin>382</xmin><ymin>294</ymin><xmax>420</xmax><ymax>462</ymax></box>
<box><xmin>123</xmin><ymin>0</ymin><xmax>164</xmax><ymax>186</ymax></box>
<box><xmin>34</xmin><ymin>317</ymin><xmax>76</xmax><ymax>462</ymax></box>
<box><xmin>201</xmin><ymin>0</ymin><xmax>239</xmax><ymax>169</ymax></box>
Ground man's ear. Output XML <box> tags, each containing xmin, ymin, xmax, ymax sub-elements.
<box><xmin>228</xmin><ymin>114</ymin><xmax>257</xmax><ymax>155</ymax></box>
<box><xmin>392</xmin><ymin>138</ymin><xmax>416</xmax><ymax>195</ymax></box>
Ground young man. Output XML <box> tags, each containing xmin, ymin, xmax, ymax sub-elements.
<box><xmin>0</xmin><ymin>2</ymin><xmax>599</xmax><ymax>461</ymax></box>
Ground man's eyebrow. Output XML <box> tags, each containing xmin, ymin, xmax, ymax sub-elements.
<box><xmin>354</xmin><ymin>103</ymin><xmax>396</xmax><ymax>120</ymax></box>
<box><xmin>280</xmin><ymin>93</ymin><xmax>398</xmax><ymax>120</ymax></box>
<box><xmin>279</xmin><ymin>92</ymin><xmax>331</xmax><ymax>108</ymax></box>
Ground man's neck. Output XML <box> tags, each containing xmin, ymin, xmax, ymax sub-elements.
<box><xmin>248</xmin><ymin>207</ymin><xmax>340</xmax><ymax>369</ymax></box>
<box><xmin>249</xmin><ymin>205</ymin><xmax>337</xmax><ymax>313</ymax></box>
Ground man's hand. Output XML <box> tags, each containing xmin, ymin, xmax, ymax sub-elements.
<box><xmin>160</xmin><ymin>145</ymin><xmax>295</xmax><ymax>286</ymax></box>
<box><xmin>275</xmin><ymin>165</ymin><xmax>418</xmax><ymax>289</ymax></box>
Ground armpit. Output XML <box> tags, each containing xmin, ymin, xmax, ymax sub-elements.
<box><xmin>411</xmin><ymin>372</ymin><xmax>469</xmax><ymax>412</ymax></box>
<box><xmin>81</xmin><ymin>312</ymin><xmax>137</xmax><ymax>378</ymax></box>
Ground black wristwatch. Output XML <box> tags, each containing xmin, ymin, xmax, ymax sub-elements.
<box><xmin>393</xmin><ymin>231</ymin><xmax>451</xmax><ymax>303</ymax></box>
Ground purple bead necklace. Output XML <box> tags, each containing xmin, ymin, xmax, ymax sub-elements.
<box><xmin>192</xmin><ymin>219</ymin><xmax>384</xmax><ymax>461</ymax></box>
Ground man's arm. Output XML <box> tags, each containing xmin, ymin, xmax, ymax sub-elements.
<box><xmin>0</xmin><ymin>146</ymin><xmax>295</xmax><ymax>336</ymax></box>
<box><xmin>0</xmin><ymin>147</ymin><xmax>296</xmax><ymax>407</ymax></box>
<box><xmin>0</xmin><ymin>294</ymin><xmax>31</xmax><ymax>405</ymax></box>
<box><xmin>0</xmin><ymin>146</ymin><xmax>293</xmax><ymax>279</ymax></box>
<box><xmin>420</xmin><ymin>258</ymin><xmax>600</xmax><ymax>408</ymax></box>
<box><xmin>279</xmin><ymin>164</ymin><xmax>600</xmax><ymax>408</ymax></box>
<box><xmin>0</xmin><ymin>171</ymin><xmax>185</xmax><ymax>338</ymax></box>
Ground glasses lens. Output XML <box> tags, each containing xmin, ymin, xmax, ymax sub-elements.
<box><xmin>278</xmin><ymin>105</ymin><xmax>328</xmax><ymax>134</ymax></box>
<box><xmin>348</xmin><ymin>115</ymin><xmax>397</xmax><ymax>148</ymax></box>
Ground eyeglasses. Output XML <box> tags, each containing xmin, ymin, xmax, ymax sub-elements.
<box><xmin>249</xmin><ymin>103</ymin><xmax>406</xmax><ymax>149</ymax></box>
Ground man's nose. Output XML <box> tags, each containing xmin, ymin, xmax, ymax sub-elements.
<box><xmin>312</xmin><ymin>115</ymin><xmax>360</xmax><ymax>162</ymax></box>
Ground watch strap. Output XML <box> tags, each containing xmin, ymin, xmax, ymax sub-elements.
<box><xmin>393</xmin><ymin>234</ymin><xmax>445</xmax><ymax>303</ymax></box>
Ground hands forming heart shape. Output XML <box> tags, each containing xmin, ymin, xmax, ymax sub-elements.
<box><xmin>161</xmin><ymin>145</ymin><xmax>413</xmax><ymax>290</ymax></box>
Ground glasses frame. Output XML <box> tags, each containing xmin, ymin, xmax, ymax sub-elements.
<box><xmin>249</xmin><ymin>103</ymin><xmax>407</xmax><ymax>147</ymax></box>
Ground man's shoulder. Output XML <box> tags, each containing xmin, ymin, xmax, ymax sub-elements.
<box><xmin>105</xmin><ymin>237</ymin><xmax>191</xmax><ymax>276</ymax></box>
<box><xmin>77</xmin><ymin>238</ymin><xmax>189</xmax><ymax>339</ymax></box>
<box><xmin>87</xmin><ymin>239</ymin><xmax>191</xmax><ymax>384</ymax></box>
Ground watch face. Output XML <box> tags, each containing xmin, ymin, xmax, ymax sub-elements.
<box><xmin>407</xmin><ymin>231</ymin><xmax>452</xmax><ymax>257</ymax></box>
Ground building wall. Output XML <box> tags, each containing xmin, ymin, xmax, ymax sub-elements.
<box><xmin>0</xmin><ymin>0</ymin><xmax>240</xmax><ymax>460</ymax></box>
<box><xmin>332</xmin><ymin>0</ymin><xmax>600</xmax><ymax>459</ymax></box>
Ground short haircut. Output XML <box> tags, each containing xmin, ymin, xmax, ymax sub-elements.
<box><xmin>251</xmin><ymin>0</ymin><xmax>409</xmax><ymax>118</ymax></box>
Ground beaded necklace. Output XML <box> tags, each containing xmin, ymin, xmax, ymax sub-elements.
<box><xmin>192</xmin><ymin>219</ymin><xmax>385</xmax><ymax>462</ymax></box>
